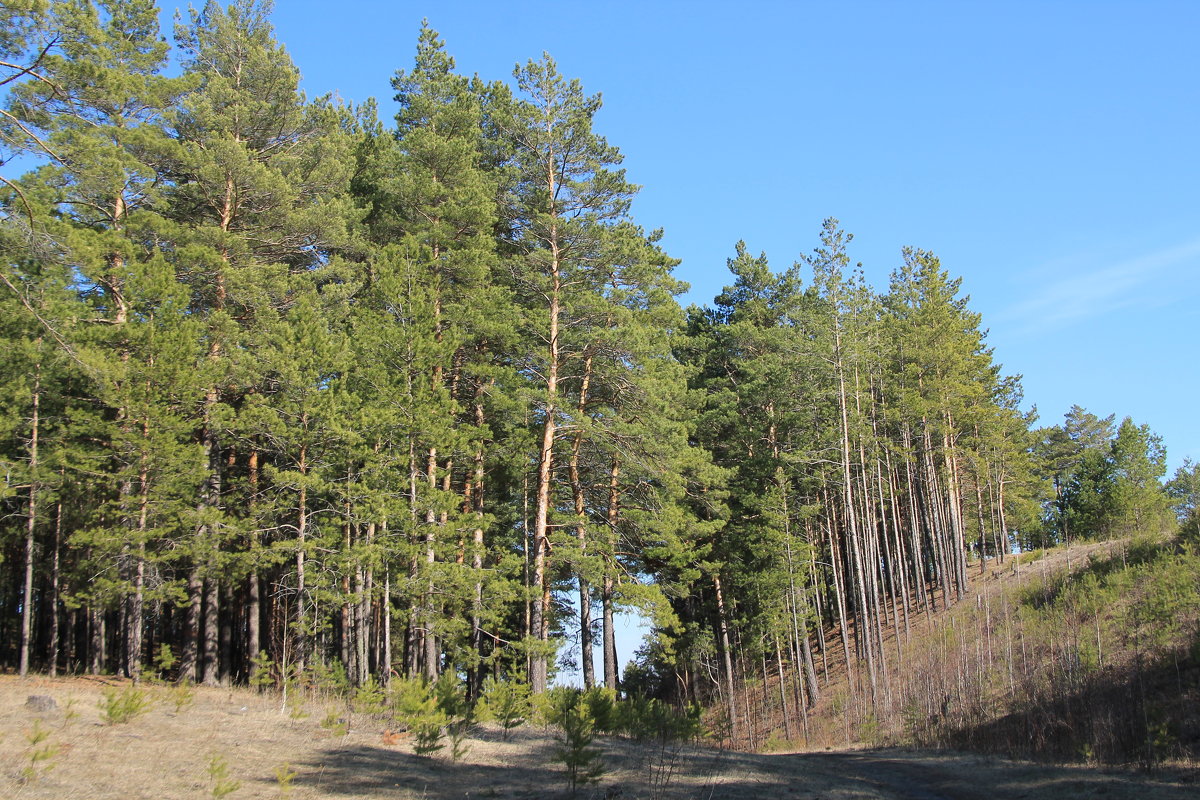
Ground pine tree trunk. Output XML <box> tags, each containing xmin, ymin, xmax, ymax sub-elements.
<box><xmin>423</xmin><ymin>444</ymin><xmax>439</xmax><ymax>682</ymax></box>
<box><xmin>468</xmin><ymin>389</ymin><xmax>487</xmax><ymax>699</ymax></box>
<box><xmin>19</xmin><ymin>356</ymin><xmax>40</xmax><ymax>677</ymax></box>
<box><xmin>714</xmin><ymin>573</ymin><xmax>738</xmax><ymax>740</ymax></box>
<box><xmin>202</xmin><ymin>577</ymin><xmax>220</xmax><ymax>685</ymax></box>
<box><xmin>603</xmin><ymin>456</ymin><xmax>620</xmax><ymax>691</ymax></box>
<box><xmin>571</xmin><ymin>353</ymin><xmax>595</xmax><ymax>689</ymax></box>
<box><xmin>247</xmin><ymin>447</ymin><xmax>261</xmax><ymax>666</ymax></box>
<box><xmin>180</xmin><ymin>567</ymin><xmax>202</xmax><ymax>681</ymax></box>
<box><xmin>295</xmin><ymin>438</ymin><xmax>308</xmax><ymax>674</ymax></box>
<box><xmin>48</xmin><ymin>491</ymin><xmax>62</xmax><ymax>677</ymax></box>
<box><xmin>529</xmin><ymin>267</ymin><xmax>561</xmax><ymax>695</ymax></box>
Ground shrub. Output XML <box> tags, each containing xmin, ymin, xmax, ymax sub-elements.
<box><xmin>352</xmin><ymin>676</ymin><xmax>387</xmax><ymax>716</ymax></box>
<box><xmin>481</xmin><ymin>678</ymin><xmax>530</xmax><ymax>740</ymax></box>
<box><xmin>551</xmin><ymin>696</ymin><xmax>605</xmax><ymax>794</ymax></box>
<box><xmin>21</xmin><ymin>719</ymin><xmax>58</xmax><ymax>783</ymax></box>
<box><xmin>249</xmin><ymin>650</ymin><xmax>276</xmax><ymax>691</ymax></box>
<box><xmin>100</xmin><ymin>684</ymin><xmax>154</xmax><ymax>725</ymax></box>
<box><xmin>389</xmin><ymin>677</ymin><xmax>446</xmax><ymax>758</ymax></box>
<box><xmin>206</xmin><ymin>753</ymin><xmax>240</xmax><ymax>799</ymax></box>
<box><xmin>168</xmin><ymin>679</ymin><xmax>195</xmax><ymax>714</ymax></box>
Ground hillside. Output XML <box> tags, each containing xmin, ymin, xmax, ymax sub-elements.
<box><xmin>1</xmin><ymin>673</ymin><xmax>1198</xmax><ymax>800</ymax></box>
<box><xmin>723</xmin><ymin>535</ymin><xmax>1200</xmax><ymax>767</ymax></box>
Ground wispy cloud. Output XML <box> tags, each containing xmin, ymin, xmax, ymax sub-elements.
<box><xmin>998</xmin><ymin>238</ymin><xmax>1200</xmax><ymax>337</ymax></box>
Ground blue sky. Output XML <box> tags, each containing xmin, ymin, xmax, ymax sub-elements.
<box><xmin>160</xmin><ymin>0</ymin><xmax>1200</xmax><ymax>682</ymax></box>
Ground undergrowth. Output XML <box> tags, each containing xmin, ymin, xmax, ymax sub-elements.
<box><xmin>897</xmin><ymin>534</ymin><xmax>1200</xmax><ymax>767</ymax></box>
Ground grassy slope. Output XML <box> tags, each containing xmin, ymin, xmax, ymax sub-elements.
<box><xmin>736</xmin><ymin>534</ymin><xmax>1200</xmax><ymax>767</ymax></box>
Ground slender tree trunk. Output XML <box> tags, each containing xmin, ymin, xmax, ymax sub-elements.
<box><xmin>128</xmin><ymin>421</ymin><xmax>150</xmax><ymax>682</ymax></box>
<box><xmin>48</xmin><ymin>488</ymin><xmax>63</xmax><ymax>677</ymax></box>
<box><xmin>202</xmin><ymin>576</ymin><xmax>220</xmax><ymax>685</ymax></box>
<box><xmin>423</xmin><ymin>442</ymin><xmax>439</xmax><ymax>682</ymax></box>
<box><xmin>91</xmin><ymin>606</ymin><xmax>106</xmax><ymax>675</ymax></box>
<box><xmin>468</xmin><ymin>387</ymin><xmax>487</xmax><ymax>700</ymax></box>
<box><xmin>19</xmin><ymin>355</ymin><xmax>41</xmax><ymax>677</ymax></box>
<box><xmin>775</xmin><ymin>634</ymin><xmax>793</xmax><ymax>741</ymax></box>
<box><xmin>181</xmin><ymin>567</ymin><xmax>202</xmax><ymax>681</ymax></box>
<box><xmin>295</xmin><ymin>437</ymin><xmax>308</xmax><ymax>675</ymax></box>
<box><xmin>529</xmin><ymin>265</ymin><xmax>561</xmax><ymax>694</ymax></box>
<box><xmin>714</xmin><ymin>573</ymin><xmax>738</xmax><ymax>740</ymax></box>
<box><xmin>247</xmin><ymin>447</ymin><xmax>261</xmax><ymax>666</ymax></box>
<box><xmin>603</xmin><ymin>456</ymin><xmax>620</xmax><ymax>691</ymax></box>
<box><xmin>571</xmin><ymin>353</ymin><xmax>595</xmax><ymax>688</ymax></box>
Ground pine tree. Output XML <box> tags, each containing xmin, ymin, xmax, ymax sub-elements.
<box><xmin>166</xmin><ymin>0</ymin><xmax>355</xmax><ymax>683</ymax></box>
<box><xmin>501</xmin><ymin>54</ymin><xmax>643</xmax><ymax>693</ymax></box>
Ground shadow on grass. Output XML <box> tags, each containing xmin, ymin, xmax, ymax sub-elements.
<box><xmin>770</xmin><ymin>749</ymin><xmax>1200</xmax><ymax>800</ymax></box>
<box><xmin>271</xmin><ymin>741</ymin><xmax>561</xmax><ymax>798</ymax></box>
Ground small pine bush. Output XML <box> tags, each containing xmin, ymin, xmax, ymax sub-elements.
<box><xmin>352</xmin><ymin>676</ymin><xmax>387</xmax><ymax>715</ymax></box>
<box><xmin>481</xmin><ymin>678</ymin><xmax>530</xmax><ymax>740</ymax></box>
<box><xmin>100</xmin><ymin>684</ymin><xmax>154</xmax><ymax>725</ymax></box>
<box><xmin>550</xmin><ymin>694</ymin><xmax>605</xmax><ymax>794</ymax></box>
<box><xmin>206</xmin><ymin>753</ymin><xmax>240</xmax><ymax>799</ymax></box>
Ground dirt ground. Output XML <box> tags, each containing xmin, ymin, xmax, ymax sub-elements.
<box><xmin>1</xmin><ymin>675</ymin><xmax>1197</xmax><ymax>800</ymax></box>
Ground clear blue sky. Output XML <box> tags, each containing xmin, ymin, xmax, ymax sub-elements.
<box><xmin>165</xmin><ymin>0</ymin><xmax>1200</xmax><ymax>682</ymax></box>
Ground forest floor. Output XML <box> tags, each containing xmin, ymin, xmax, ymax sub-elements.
<box><xmin>2</xmin><ymin>674</ymin><xmax>1199</xmax><ymax>800</ymax></box>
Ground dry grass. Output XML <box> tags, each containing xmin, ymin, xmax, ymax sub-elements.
<box><xmin>2</xmin><ymin>674</ymin><xmax>1199</xmax><ymax>799</ymax></box>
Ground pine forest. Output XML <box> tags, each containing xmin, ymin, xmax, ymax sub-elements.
<box><xmin>2</xmin><ymin>0</ymin><xmax>1198</xmax><ymax>772</ymax></box>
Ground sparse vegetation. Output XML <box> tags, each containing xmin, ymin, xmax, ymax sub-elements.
<box><xmin>0</xmin><ymin>676</ymin><xmax>1196</xmax><ymax>799</ymax></box>
<box><xmin>481</xmin><ymin>677</ymin><xmax>530</xmax><ymax>740</ymax></box>
<box><xmin>167</xmin><ymin>679</ymin><xmax>195</xmax><ymax>714</ymax></box>
<box><xmin>548</xmin><ymin>691</ymin><xmax>606</xmax><ymax>794</ymax></box>
<box><xmin>273</xmin><ymin>762</ymin><xmax>297</xmax><ymax>798</ymax></box>
<box><xmin>99</xmin><ymin>684</ymin><xmax>154</xmax><ymax>725</ymax></box>
<box><xmin>20</xmin><ymin>719</ymin><xmax>58</xmax><ymax>783</ymax></box>
<box><xmin>205</xmin><ymin>753</ymin><xmax>240</xmax><ymax>799</ymax></box>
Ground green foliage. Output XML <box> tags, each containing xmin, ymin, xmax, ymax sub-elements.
<box><xmin>206</xmin><ymin>753</ymin><xmax>241</xmax><ymax>799</ymax></box>
<box><xmin>386</xmin><ymin>677</ymin><xmax>450</xmax><ymax>758</ymax></box>
<box><xmin>154</xmin><ymin>644</ymin><xmax>178</xmax><ymax>677</ymax></box>
<box><xmin>21</xmin><ymin>719</ymin><xmax>58</xmax><ymax>783</ymax></box>
<box><xmin>99</xmin><ymin>684</ymin><xmax>154</xmax><ymax>725</ymax></box>
<box><xmin>352</xmin><ymin>676</ymin><xmax>387</xmax><ymax>716</ymax></box>
<box><xmin>319</xmin><ymin>708</ymin><xmax>348</xmax><ymax>737</ymax></box>
<box><xmin>250</xmin><ymin>651</ymin><xmax>277</xmax><ymax>690</ymax></box>
<box><xmin>481</xmin><ymin>678</ymin><xmax>530</xmax><ymax>740</ymax></box>
<box><xmin>306</xmin><ymin>660</ymin><xmax>351</xmax><ymax>697</ymax></box>
<box><xmin>433</xmin><ymin>672</ymin><xmax>474</xmax><ymax>760</ymax></box>
<box><xmin>581</xmin><ymin>687</ymin><xmax>617</xmax><ymax>733</ymax></box>
<box><xmin>549</xmin><ymin>691</ymin><xmax>605</xmax><ymax>794</ymax></box>
<box><xmin>613</xmin><ymin>695</ymin><xmax>703</xmax><ymax>742</ymax></box>
<box><xmin>273</xmin><ymin>762</ymin><xmax>297</xmax><ymax>798</ymax></box>
<box><xmin>168</xmin><ymin>679</ymin><xmax>195</xmax><ymax>714</ymax></box>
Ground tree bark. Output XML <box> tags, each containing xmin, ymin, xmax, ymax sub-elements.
<box><xmin>19</xmin><ymin>355</ymin><xmax>40</xmax><ymax>677</ymax></box>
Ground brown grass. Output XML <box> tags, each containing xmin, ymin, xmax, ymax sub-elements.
<box><xmin>2</xmin><ymin>673</ymin><xmax>1198</xmax><ymax>799</ymax></box>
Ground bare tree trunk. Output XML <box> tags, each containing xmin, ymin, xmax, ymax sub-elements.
<box><xmin>570</xmin><ymin>353</ymin><xmax>595</xmax><ymax>688</ymax></box>
<box><xmin>423</xmin><ymin>444</ymin><xmax>439</xmax><ymax>682</ymax></box>
<box><xmin>19</xmin><ymin>356</ymin><xmax>40</xmax><ymax>677</ymax></box>
<box><xmin>295</xmin><ymin>438</ymin><xmax>308</xmax><ymax>675</ymax></box>
<box><xmin>775</xmin><ymin>634</ymin><xmax>793</xmax><ymax>740</ymax></box>
<box><xmin>247</xmin><ymin>447</ymin><xmax>261</xmax><ymax>666</ymax></box>
<box><xmin>48</xmin><ymin>489</ymin><xmax>63</xmax><ymax>677</ymax></box>
<box><xmin>468</xmin><ymin>388</ymin><xmax>487</xmax><ymax>700</ymax></box>
<box><xmin>201</xmin><ymin>576</ymin><xmax>220</xmax><ymax>686</ymax></box>
<box><xmin>180</xmin><ymin>567</ymin><xmax>202</xmax><ymax>681</ymax></box>
<box><xmin>602</xmin><ymin>457</ymin><xmax>621</xmax><ymax>691</ymax></box>
<box><xmin>91</xmin><ymin>607</ymin><xmax>106</xmax><ymax>675</ymax></box>
<box><xmin>714</xmin><ymin>573</ymin><xmax>738</xmax><ymax>741</ymax></box>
